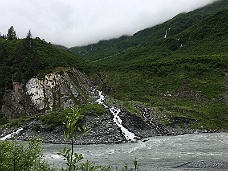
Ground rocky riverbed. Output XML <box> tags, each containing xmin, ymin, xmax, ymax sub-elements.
<box><xmin>0</xmin><ymin>106</ymin><xmax>222</xmax><ymax>145</ymax></box>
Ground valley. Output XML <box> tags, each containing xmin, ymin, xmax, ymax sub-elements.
<box><xmin>0</xmin><ymin>0</ymin><xmax>227</xmax><ymax>148</ymax></box>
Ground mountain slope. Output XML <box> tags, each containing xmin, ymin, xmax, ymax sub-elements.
<box><xmin>0</xmin><ymin>37</ymin><xmax>87</xmax><ymax>111</ymax></box>
<box><xmin>93</xmin><ymin>6</ymin><xmax>228</xmax><ymax>68</ymax></box>
<box><xmin>70</xmin><ymin>1</ymin><xmax>228</xmax><ymax>130</ymax></box>
<box><xmin>70</xmin><ymin>0</ymin><xmax>228</xmax><ymax>62</ymax></box>
<box><xmin>0</xmin><ymin>0</ymin><xmax>227</xmax><ymax>133</ymax></box>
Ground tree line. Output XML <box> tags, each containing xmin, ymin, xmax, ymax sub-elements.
<box><xmin>0</xmin><ymin>26</ymin><xmax>40</xmax><ymax>108</ymax></box>
<box><xmin>0</xmin><ymin>26</ymin><xmax>33</xmax><ymax>40</ymax></box>
<box><xmin>1</xmin><ymin>26</ymin><xmax>17</xmax><ymax>40</ymax></box>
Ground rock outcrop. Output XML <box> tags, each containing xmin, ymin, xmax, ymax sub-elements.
<box><xmin>0</xmin><ymin>68</ymin><xmax>94</xmax><ymax>120</ymax></box>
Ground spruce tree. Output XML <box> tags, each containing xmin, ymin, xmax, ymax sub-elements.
<box><xmin>7</xmin><ymin>26</ymin><xmax>17</xmax><ymax>40</ymax></box>
<box><xmin>26</xmin><ymin>29</ymin><xmax>32</xmax><ymax>39</ymax></box>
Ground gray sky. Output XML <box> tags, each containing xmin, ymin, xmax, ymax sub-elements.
<box><xmin>1</xmin><ymin>0</ymin><xmax>217</xmax><ymax>47</ymax></box>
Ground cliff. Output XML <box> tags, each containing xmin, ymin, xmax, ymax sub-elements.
<box><xmin>1</xmin><ymin>68</ymin><xmax>94</xmax><ymax>120</ymax></box>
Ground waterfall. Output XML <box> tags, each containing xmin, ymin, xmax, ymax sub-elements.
<box><xmin>0</xmin><ymin>128</ymin><xmax>23</xmax><ymax>140</ymax></box>
<box><xmin>110</xmin><ymin>107</ymin><xmax>136</xmax><ymax>141</ymax></box>
<box><xmin>95</xmin><ymin>90</ymin><xmax>136</xmax><ymax>141</ymax></box>
<box><xmin>164</xmin><ymin>30</ymin><xmax>168</xmax><ymax>38</ymax></box>
<box><xmin>164</xmin><ymin>27</ymin><xmax>171</xmax><ymax>38</ymax></box>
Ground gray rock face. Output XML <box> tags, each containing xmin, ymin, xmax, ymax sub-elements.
<box><xmin>1</xmin><ymin>82</ymin><xmax>36</xmax><ymax>120</ymax></box>
<box><xmin>1</xmin><ymin>68</ymin><xmax>94</xmax><ymax>120</ymax></box>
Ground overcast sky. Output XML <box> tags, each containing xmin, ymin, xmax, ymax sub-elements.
<box><xmin>1</xmin><ymin>0</ymin><xmax>217</xmax><ymax>47</ymax></box>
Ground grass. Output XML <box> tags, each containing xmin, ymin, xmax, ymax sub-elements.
<box><xmin>38</xmin><ymin>104</ymin><xmax>106</xmax><ymax>128</ymax></box>
<box><xmin>4</xmin><ymin>117</ymin><xmax>28</xmax><ymax>128</ymax></box>
<box><xmin>0</xmin><ymin>104</ymin><xmax>106</xmax><ymax>131</ymax></box>
<box><xmin>0</xmin><ymin>117</ymin><xmax>7</xmax><ymax>126</ymax></box>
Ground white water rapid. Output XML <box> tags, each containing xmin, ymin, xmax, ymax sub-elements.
<box><xmin>0</xmin><ymin>128</ymin><xmax>23</xmax><ymax>140</ymax></box>
<box><xmin>95</xmin><ymin>90</ymin><xmax>136</xmax><ymax>141</ymax></box>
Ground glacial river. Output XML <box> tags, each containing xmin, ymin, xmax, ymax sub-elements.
<box><xmin>43</xmin><ymin>133</ymin><xmax>228</xmax><ymax>170</ymax></box>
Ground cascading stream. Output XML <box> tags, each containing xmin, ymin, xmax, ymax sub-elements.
<box><xmin>0</xmin><ymin>128</ymin><xmax>23</xmax><ymax>140</ymax></box>
<box><xmin>95</xmin><ymin>90</ymin><xmax>136</xmax><ymax>141</ymax></box>
<box><xmin>0</xmin><ymin>90</ymin><xmax>136</xmax><ymax>142</ymax></box>
<box><xmin>110</xmin><ymin>107</ymin><xmax>136</xmax><ymax>141</ymax></box>
<box><xmin>164</xmin><ymin>27</ymin><xmax>171</xmax><ymax>38</ymax></box>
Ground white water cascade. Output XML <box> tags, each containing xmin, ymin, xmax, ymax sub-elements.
<box><xmin>110</xmin><ymin>107</ymin><xmax>136</xmax><ymax>141</ymax></box>
<box><xmin>95</xmin><ymin>90</ymin><xmax>108</xmax><ymax>108</ymax></box>
<box><xmin>95</xmin><ymin>90</ymin><xmax>136</xmax><ymax>141</ymax></box>
<box><xmin>164</xmin><ymin>27</ymin><xmax>171</xmax><ymax>38</ymax></box>
<box><xmin>0</xmin><ymin>128</ymin><xmax>23</xmax><ymax>140</ymax></box>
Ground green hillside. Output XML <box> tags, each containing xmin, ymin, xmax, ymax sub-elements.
<box><xmin>71</xmin><ymin>0</ymin><xmax>228</xmax><ymax>130</ymax></box>
<box><xmin>70</xmin><ymin>0</ymin><xmax>228</xmax><ymax>62</ymax></box>
<box><xmin>0</xmin><ymin>36</ymin><xmax>86</xmax><ymax>108</ymax></box>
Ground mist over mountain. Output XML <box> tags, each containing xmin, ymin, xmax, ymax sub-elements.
<box><xmin>0</xmin><ymin>0</ymin><xmax>217</xmax><ymax>47</ymax></box>
<box><xmin>70</xmin><ymin>0</ymin><xmax>228</xmax><ymax>129</ymax></box>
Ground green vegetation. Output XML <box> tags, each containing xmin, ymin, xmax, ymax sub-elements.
<box><xmin>59</xmin><ymin>107</ymin><xmax>139</xmax><ymax>171</ymax></box>
<box><xmin>0</xmin><ymin>30</ymin><xmax>87</xmax><ymax>109</ymax></box>
<box><xmin>0</xmin><ymin>138</ymin><xmax>138</xmax><ymax>171</ymax></box>
<box><xmin>6</xmin><ymin>26</ymin><xmax>17</xmax><ymax>40</ymax></box>
<box><xmin>38</xmin><ymin>104</ymin><xmax>106</xmax><ymax>129</ymax></box>
<box><xmin>1</xmin><ymin>1</ymin><xmax>227</xmax><ymax>130</ymax></box>
<box><xmin>2</xmin><ymin>1</ymin><xmax>228</xmax><ymax>170</ymax></box>
<box><xmin>0</xmin><ymin>116</ymin><xmax>7</xmax><ymax>125</ymax></box>
<box><xmin>70</xmin><ymin>0</ymin><xmax>228</xmax><ymax>130</ymax></box>
<box><xmin>0</xmin><ymin>107</ymin><xmax>138</xmax><ymax>170</ymax></box>
<box><xmin>1</xmin><ymin>104</ymin><xmax>106</xmax><ymax>132</ymax></box>
<box><xmin>5</xmin><ymin>117</ymin><xmax>28</xmax><ymax>128</ymax></box>
<box><xmin>70</xmin><ymin>0</ymin><xmax>228</xmax><ymax>62</ymax></box>
<box><xmin>0</xmin><ymin>139</ymin><xmax>55</xmax><ymax>171</ymax></box>
<box><xmin>59</xmin><ymin>106</ymin><xmax>87</xmax><ymax>171</ymax></box>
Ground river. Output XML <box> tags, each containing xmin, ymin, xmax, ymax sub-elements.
<box><xmin>43</xmin><ymin>132</ymin><xmax>228</xmax><ymax>170</ymax></box>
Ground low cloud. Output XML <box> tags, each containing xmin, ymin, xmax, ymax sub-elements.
<box><xmin>0</xmin><ymin>0</ymin><xmax>217</xmax><ymax>47</ymax></box>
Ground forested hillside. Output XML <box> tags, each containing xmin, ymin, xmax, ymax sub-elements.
<box><xmin>70</xmin><ymin>0</ymin><xmax>228</xmax><ymax>62</ymax></box>
<box><xmin>0</xmin><ymin>30</ymin><xmax>86</xmax><ymax>109</ymax></box>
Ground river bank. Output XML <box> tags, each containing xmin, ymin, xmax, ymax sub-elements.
<box><xmin>1</xmin><ymin>110</ymin><xmax>225</xmax><ymax>145</ymax></box>
<box><xmin>0</xmin><ymin>90</ymin><xmax>226</xmax><ymax>145</ymax></box>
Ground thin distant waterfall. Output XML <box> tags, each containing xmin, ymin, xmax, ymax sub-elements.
<box><xmin>164</xmin><ymin>27</ymin><xmax>171</xmax><ymax>38</ymax></box>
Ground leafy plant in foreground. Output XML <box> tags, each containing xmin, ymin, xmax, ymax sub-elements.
<box><xmin>59</xmin><ymin>106</ymin><xmax>87</xmax><ymax>171</ymax></box>
<box><xmin>58</xmin><ymin>106</ymin><xmax>139</xmax><ymax>171</ymax></box>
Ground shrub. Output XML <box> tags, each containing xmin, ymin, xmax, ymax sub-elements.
<box><xmin>0</xmin><ymin>139</ymin><xmax>55</xmax><ymax>171</ymax></box>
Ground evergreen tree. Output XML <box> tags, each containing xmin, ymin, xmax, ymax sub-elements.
<box><xmin>26</xmin><ymin>29</ymin><xmax>33</xmax><ymax>49</ymax></box>
<box><xmin>0</xmin><ymin>32</ymin><xmax>5</xmax><ymax>39</ymax></box>
<box><xmin>7</xmin><ymin>26</ymin><xmax>17</xmax><ymax>40</ymax></box>
<box><xmin>26</xmin><ymin>29</ymin><xmax>32</xmax><ymax>39</ymax></box>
